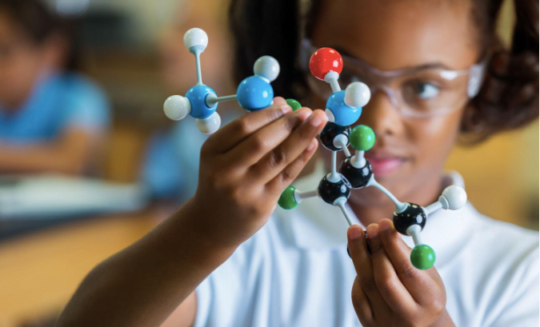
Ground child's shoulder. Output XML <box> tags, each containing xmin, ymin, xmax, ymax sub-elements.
<box><xmin>440</xmin><ymin>205</ymin><xmax>538</xmax><ymax>325</ymax></box>
<box><xmin>470</xmin><ymin>209</ymin><xmax>538</xmax><ymax>261</ymax></box>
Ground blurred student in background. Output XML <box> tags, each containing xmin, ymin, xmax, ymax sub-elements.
<box><xmin>0</xmin><ymin>0</ymin><xmax>110</xmax><ymax>176</ymax></box>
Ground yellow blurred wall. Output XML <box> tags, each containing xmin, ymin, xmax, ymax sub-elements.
<box><xmin>446</xmin><ymin>122</ymin><xmax>539</xmax><ymax>228</ymax></box>
<box><xmin>445</xmin><ymin>0</ymin><xmax>539</xmax><ymax>229</ymax></box>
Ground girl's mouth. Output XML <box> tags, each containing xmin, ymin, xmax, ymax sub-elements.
<box><xmin>365</xmin><ymin>152</ymin><xmax>407</xmax><ymax>177</ymax></box>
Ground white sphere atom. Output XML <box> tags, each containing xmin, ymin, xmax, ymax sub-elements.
<box><xmin>345</xmin><ymin>82</ymin><xmax>371</xmax><ymax>108</ymax></box>
<box><xmin>183</xmin><ymin>28</ymin><xmax>208</xmax><ymax>52</ymax></box>
<box><xmin>164</xmin><ymin>95</ymin><xmax>191</xmax><ymax>121</ymax></box>
<box><xmin>254</xmin><ymin>56</ymin><xmax>280</xmax><ymax>82</ymax></box>
<box><xmin>196</xmin><ymin>112</ymin><xmax>221</xmax><ymax>134</ymax></box>
<box><xmin>441</xmin><ymin>185</ymin><xmax>468</xmax><ymax>210</ymax></box>
<box><xmin>324</xmin><ymin>108</ymin><xmax>335</xmax><ymax>123</ymax></box>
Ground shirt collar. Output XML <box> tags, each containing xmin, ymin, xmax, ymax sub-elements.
<box><xmin>273</xmin><ymin>161</ymin><xmax>479</xmax><ymax>265</ymax></box>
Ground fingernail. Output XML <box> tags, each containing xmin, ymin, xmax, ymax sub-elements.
<box><xmin>273</xmin><ymin>97</ymin><xmax>286</xmax><ymax>105</ymax></box>
<box><xmin>366</xmin><ymin>224</ymin><xmax>379</xmax><ymax>239</ymax></box>
<box><xmin>308</xmin><ymin>111</ymin><xmax>324</xmax><ymax>127</ymax></box>
<box><xmin>280</xmin><ymin>104</ymin><xmax>292</xmax><ymax>114</ymax></box>
<box><xmin>379</xmin><ymin>219</ymin><xmax>394</xmax><ymax>233</ymax></box>
<box><xmin>306</xmin><ymin>139</ymin><xmax>317</xmax><ymax>152</ymax></box>
<box><xmin>348</xmin><ymin>225</ymin><xmax>362</xmax><ymax>240</ymax></box>
<box><xmin>298</xmin><ymin>109</ymin><xmax>311</xmax><ymax>121</ymax></box>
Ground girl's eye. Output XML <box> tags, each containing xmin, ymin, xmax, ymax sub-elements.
<box><xmin>415</xmin><ymin>82</ymin><xmax>440</xmax><ymax>99</ymax></box>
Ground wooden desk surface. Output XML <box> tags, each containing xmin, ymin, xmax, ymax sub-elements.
<box><xmin>0</xmin><ymin>210</ymin><xmax>164</xmax><ymax>327</ymax></box>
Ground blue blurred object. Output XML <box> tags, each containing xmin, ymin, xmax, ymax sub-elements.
<box><xmin>326</xmin><ymin>90</ymin><xmax>362</xmax><ymax>126</ymax></box>
<box><xmin>141</xmin><ymin>131</ymin><xmax>185</xmax><ymax>199</ymax></box>
<box><xmin>185</xmin><ymin>84</ymin><xmax>217</xmax><ymax>119</ymax></box>
<box><xmin>236</xmin><ymin>76</ymin><xmax>273</xmax><ymax>111</ymax></box>
<box><xmin>141</xmin><ymin>111</ymin><xmax>240</xmax><ymax>202</ymax></box>
<box><xmin>0</xmin><ymin>71</ymin><xmax>110</xmax><ymax>143</ymax></box>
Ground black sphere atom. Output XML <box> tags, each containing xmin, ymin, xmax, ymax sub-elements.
<box><xmin>319</xmin><ymin>122</ymin><xmax>351</xmax><ymax>151</ymax></box>
<box><xmin>339</xmin><ymin>157</ymin><xmax>373</xmax><ymax>189</ymax></box>
<box><xmin>393</xmin><ymin>203</ymin><xmax>427</xmax><ymax>235</ymax></box>
<box><xmin>318</xmin><ymin>175</ymin><xmax>351</xmax><ymax>205</ymax></box>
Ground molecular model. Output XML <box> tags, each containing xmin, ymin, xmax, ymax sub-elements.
<box><xmin>163</xmin><ymin>28</ymin><xmax>280</xmax><ymax>134</ymax></box>
<box><xmin>277</xmin><ymin>47</ymin><xmax>468</xmax><ymax>270</ymax></box>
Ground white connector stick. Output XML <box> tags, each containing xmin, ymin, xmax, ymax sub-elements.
<box><xmin>333</xmin><ymin>135</ymin><xmax>351</xmax><ymax>157</ymax></box>
<box><xmin>194</xmin><ymin>49</ymin><xmax>203</xmax><ymax>85</ymax></box>
<box><xmin>328</xmin><ymin>151</ymin><xmax>341</xmax><ymax>183</ymax></box>
<box><xmin>406</xmin><ymin>224</ymin><xmax>423</xmax><ymax>246</ymax></box>
<box><xmin>324</xmin><ymin>71</ymin><xmax>341</xmax><ymax>93</ymax></box>
<box><xmin>350</xmin><ymin>150</ymin><xmax>366</xmax><ymax>168</ymax></box>
<box><xmin>206</xmin><ymin>94</ymin><xmax>237</xmax><ymax>107</ymax></box>
<box><xmin>424</xmin><ymin>201</ymin><xmax>443</xmax><ymax>216</ymax></box>
<box><xmin>334</xmin><ymin>197</ymin><xmax>354</xmax><ymax>226</ymax></box>
<box><xmin>294</xmin><ymin>190</ymin><xmax>318</xmax><ymax>204</ymax></box>
<box><xmin>368</xmin><ymin>177</ymin><xmax>408</xmax><ymax>213</ymax></box>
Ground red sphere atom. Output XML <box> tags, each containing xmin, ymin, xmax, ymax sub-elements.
<box><xmin>309</xmin><ymin>47</ymin><xmax>343</xmax><ymax>81</ymax></box>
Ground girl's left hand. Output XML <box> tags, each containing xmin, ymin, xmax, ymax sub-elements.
<box><xmin>347</xmin><ymin>219</ymin><xmax>456</xmax><ymax>327</ymax></box>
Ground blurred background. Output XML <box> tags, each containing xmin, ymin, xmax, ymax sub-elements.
<box><xmin>0</xmin><ymin>0</ymin><xmax>537</xmax><ymax>326</ymax></box>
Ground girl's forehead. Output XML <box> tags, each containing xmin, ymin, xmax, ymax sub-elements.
<box><xmin>310</xmin><ymin>0</ymin><xmax>479</xmax><ymax>72</ymax></box>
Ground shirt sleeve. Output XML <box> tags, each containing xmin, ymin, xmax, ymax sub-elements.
<box><xmin>62</xmin><ymin>75</ymin><xmax>111</xmax><ymax>133</ymax></box>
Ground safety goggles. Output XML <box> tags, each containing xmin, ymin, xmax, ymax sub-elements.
<box><xmin>300</xmin><ymin>39</ymin><xmax>487</xmax><ymax>118</ymax></box>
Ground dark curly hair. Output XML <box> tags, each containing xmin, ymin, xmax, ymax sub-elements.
<box><xmin>229</xmin><ymin>0</ymin><xmax>539</xmax><ymax>143</ymax></box>
<box><xmin>0</xmin><ymin>0</ymin><xmax>81</xmax><ymax>71</ymax></box>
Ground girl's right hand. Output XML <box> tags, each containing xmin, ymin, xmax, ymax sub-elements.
<box><xmin>188</xmin><ymin>97</ymin><xmax>327</xmax><ymax>248</ymax></box>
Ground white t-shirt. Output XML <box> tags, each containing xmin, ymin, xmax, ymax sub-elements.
<box><xmin>193</xmin><ymin>170</ymin><xmax>539</xmax><ymax>327</ymax></box>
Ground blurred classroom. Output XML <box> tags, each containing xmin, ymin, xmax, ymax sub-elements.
<box><xmin>0</xmin><ymin>0</ymin><xmax>537</xmax><ymax>326</ymax></box>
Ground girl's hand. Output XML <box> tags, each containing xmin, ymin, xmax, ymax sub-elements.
<box><xmin>347</xmin><ymin>219</ymin><xmax>456</xmax><ymax>327</ymax></box>
<box><xmin>190</xmin><ymin>97</ymin><xmax>327</xmax><ymax>248</ymax></box>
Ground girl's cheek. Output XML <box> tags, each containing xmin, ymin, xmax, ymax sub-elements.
<box><xmin>406</xmin><ymin>110</ymin><xmax>463</xmax><ymax>168</ymax></box>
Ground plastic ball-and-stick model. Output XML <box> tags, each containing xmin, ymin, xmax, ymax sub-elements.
<box><xmin>163</xmin><ymin>28</ymin><xmax>280</xmax><ymax>134</ymax></box>
<box><xmin>278</xmin><ymin>47</ymin><xmax>468</xmax><ymax>270</ymax></box>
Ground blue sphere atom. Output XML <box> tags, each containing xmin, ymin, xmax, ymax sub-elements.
<box><xmin>185</xmin><ymin>84</ymin><xmax>217</xmax><ymax>119</ymax></box>
<box><xmin>236</xmin><ymin>76</ymin><xmax>273</xmax><ymax>111</ymax></box>
<box><xmin>326</xmin><ymin>90</ymin><xmax>362</xmax><ymax>126</ymax></box>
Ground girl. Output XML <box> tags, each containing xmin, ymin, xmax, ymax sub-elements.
<box><xmin>58</xmin><ymin>0</ymin><xmax>538</xmax><ymax>326</ymax></box>
<box><xmin>0</xmin><ymin>0</ymin><xmax>110</xmax><ymax>175</ymax></box>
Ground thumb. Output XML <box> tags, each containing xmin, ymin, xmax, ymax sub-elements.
<box><xmin>347</xmin><ymin>225</ymin><xmax>370</xmax><ymax>274</ymax></box>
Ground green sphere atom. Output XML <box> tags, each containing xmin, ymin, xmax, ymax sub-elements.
<box><xmin>286</xmin><ymin>99</ymin><xmax>302</xmax><ymax>111</ymax></box>
<box><xmin>350</xmin><ymin>125</ymin><xmax>376</xmax><ymax>151</ymax></box>
<box><xmin>410</xmin><ymin>244</ymin><xmax>436</xmax><ymax>270</ymax></box>
<box><xmin>278</xmin><ymin>186</ymin><xmax>299</xmax><ymax>210</ymax></box>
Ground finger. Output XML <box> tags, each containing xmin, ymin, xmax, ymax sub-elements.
<box><xmin>351</xmin><ymin>276</ymin><xmax>374</xmax><ymax>326</ymax></box>
<box><xmin>227</xmin><ymin>108</ymin><xmax>313</xmax><ymax>168</ymax></box>
<box><xmin>366</xmin><ymin>223</ymin><xmax>416</xmax><ymax>315</ymax></box>
<box><xmin>250</xmin><ymin>109</ymin><xmax>327</xmax><ymax>183</ymax></box>
<box><xmin>347</xmin><ymin>225</ymin><xmax>391</xmax><ymax>317</ymax></box>
<box><xmin>205</xmin><ymin>99</ymin><xmax>292</xmax><ymax>153</ymax></box>
<box><xmin>273</xmin><ymin>96</ymin><xmax>287</xmax><ymax>105</ymax></box>
<box><xmin>266</xmin><ymin>138</ymin><xmax>318</xmax><ymax>192</ymax></box>
<box><xmin>378</xmin><ymin>219</ymin><xmax>438</xmax><ymax>305</ymax></box>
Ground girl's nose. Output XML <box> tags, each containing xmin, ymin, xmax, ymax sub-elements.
<box><xmin>358</xmin><ymin>88</ymin><xmax>404</xmax><ymax>139</ymax></box>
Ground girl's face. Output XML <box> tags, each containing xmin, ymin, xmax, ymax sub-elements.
<box><xmin>0</xmin><ymin>12</ymin><xmax>60</xmax><ymax>110</ymax></box>
<box><xmin>311</xmin><ymin>0</ymin><xmax>480</xmax><ymax>208</ymax></box>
